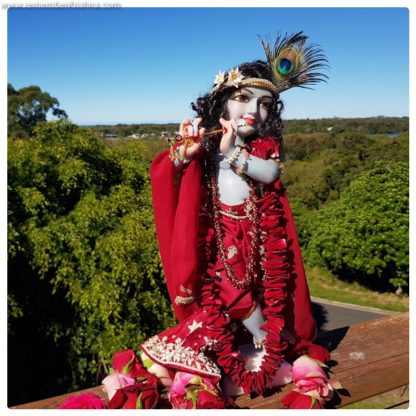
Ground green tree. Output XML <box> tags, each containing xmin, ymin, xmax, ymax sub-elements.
<box><xmin>302</xmin><ymin>162</ymin><xmax>408</xmax><ymax>292</ymax></box>
<box><xmin>8</xmin><ymin>83</ymin><xmax>68</xmax><ymax>138</ymax></box>
<box><xmin>8</xmin><ymin>120</ymin><xmax>175</xmax><ymax>405</ymax></box>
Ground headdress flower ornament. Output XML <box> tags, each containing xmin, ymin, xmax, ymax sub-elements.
<box><xmin>212</xmin><ymin>71</ymin><xmax>226</xmax><ymax>92</ymax></box>
<box><xmin>211</xmin><ymin>31</ymin><xmax>328</xmax><ymax>95</ymax></box>
<box><xmin>226</xmin><ymin>67</ymin><xmax>244</xmax><ymax>87</ymax></box>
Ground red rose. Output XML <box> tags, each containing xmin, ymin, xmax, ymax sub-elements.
<box><xmin>58</xmin><ymin>393</ymin><xmax>107</xmax><ymax>409</ymax></box>
<box><xmin>197</xmin><ymin>389</ymin><xmax>225</xmax><ymax>408</ymax></box>
<box><xmin>306</xmin><ymin>343</ymin><xmax>331</xmax><ymax>363</ymax></box>
<box><xmin>281</xmin><ymin>391</ymin><xmax>323</xmax><ymax>409</ymax></box>
<box><xmin>112</xmin><ymin>349</ymin><xmax>145</xmax><ymax>377</ymax></box>
<box><xmin>289</xmin><ymin>340</ymin><xmax>331</xmax><ymax>364</ymax></box>
<box><xmin>107</xmin><ymin>382</ymin><xmax>159</xmax><ymax>409</ymax></box>
<box><xmin>137</xmin><ymin>386</ymin><xmax>160</xmax><ymax>409</ymax></box>
<box><xmin>108</xmin><ymin>386</ymin><xmax>138</xmax><ymax>409</ymax></box>
<box><xmin>170</xmin><ymin>395</ymin><xmax>193</xmax><ymax>409</ymax></box>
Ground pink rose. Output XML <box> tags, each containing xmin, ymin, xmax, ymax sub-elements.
<box><xmin>292</xmin><ymin>355</ymin><xmax>327</xmax><ymax>382</ymax></box>
<box><xmin>170</xmin><ymin>371</ymin><xmax>196</xmax><ymax>397</ymax></box>
<box><xmin>272</xmin><ymin>360</ymin><xmax>293</xmax><ymax>386</ymax></box>
<box><xmin>58</xmin><ymin>392</ymin><xmax>106</xmax><ymax>409</ymax></box>
<box><xmin>169</xmin><ymin>371</ymin><xmax>224</xmax><ymax>409</ymax></box>
<box><xmin>102</xmin><ymin>373</ymin><xmax>136</xmax><ymax>400</ymax></box>
<box><xmin>292</xmin><ymin>355</ymin><xmax>340</xmax><ymax>403</ymax></box>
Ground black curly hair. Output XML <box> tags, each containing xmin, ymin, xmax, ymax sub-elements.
<box><xmin>191</xmin><ymin>60</ymin><xmax>284</xmax><ymax>155</ymax></box>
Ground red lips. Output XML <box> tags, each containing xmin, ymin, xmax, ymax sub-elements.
<box><xmin>243</xmin><ymin>117</ymin><xmax>256</xmax><ymax>125</ymax></box>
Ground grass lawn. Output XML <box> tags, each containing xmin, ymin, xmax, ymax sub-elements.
<box><xmin>343</xmin><ymin>386</ymin><xmax>408</xmax><ymax>409</ymax></box>
<box><xmin>305</xmin><ymin>266</ymin><xmax>408</xmax><ymax>313</ymax></box>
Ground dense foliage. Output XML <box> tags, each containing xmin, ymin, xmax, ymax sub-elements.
<box><xmin>8</xmin><ymin>83</ymin><xmax>67</xmax><ymax>138</ymax></box>
<box><xmin>8</xmin><ymin>121</ymin><xmax>175</xmax><ymax>405</ymax></box>
<box><xmin>90</xmin><ymin>116</ymin><xmax>409</xmax><ymax>138</ymax></box>
<box><xmin>283</xmin><ymin>116</ymin><xmax>409</xmax><ymax>135</ymax></box>
<box><xmin>283</xmin><ymin>131</ymin><xmax>409</xmax><ymax>212</ymax></box>
<box><xmin>302</xmin><ymin>162</ymin><xmax>409</xmax><ymax>291</ymax></box>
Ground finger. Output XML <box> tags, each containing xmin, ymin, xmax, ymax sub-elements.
<box><xmin>199</xmin><ymin>127</ymin><xmax>206</xmax><ymax>139</ymax></box>
<box><xmin>180</xmin><ymin>119</ymin><xmax>192</xmax><ymax>135</ymax></box>
<box><xmin>180</xmin><ymin>119</ymin><xmax>192</xmax><ymax>129</ymax></box>
<box><xmin>193</xmin><ymin>117</ymin><xmax>202</xmax><ymax>129</ymax></box>
<box><xmin>219</xmin><ymin>118</ymin><xmax>230</xmax><ymax>135</ymax></box>
<box><xmin>193</xmin><ymin>118</ymin><xmax>204</xmax><ymax>139</ymax></box>
<box><xmin>194</xmin><ymin>127</ymin><xmax>205</xmax><ymax>143</ymax></box>
<box><xmin>219</xmin><ymin>117</ymin><xmax>228</xmax><ymax>128</ymax></box>
<box><xmin>192</xmin><ymin>119</ymin><xmax>200</xmax><ymax>137</ymax></box>
<box><xmin>186</xmin><ymin>125</ymin><xmax>194</xmax><ymax>137</ymax></box>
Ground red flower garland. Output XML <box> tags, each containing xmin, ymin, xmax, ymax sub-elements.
<box><xmin>198</xmin><ymin>190</ymin><xmax>292</xmax><ymax>395</ymax></box>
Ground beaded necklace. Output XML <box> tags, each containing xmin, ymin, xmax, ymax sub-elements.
<box><xmin>206</xmin><ymin>161</ymin><xmax>260</xmax><ymax>290</ymax></box>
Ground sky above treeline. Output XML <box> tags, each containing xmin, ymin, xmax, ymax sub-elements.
<box><xmin>7</xmin><ymin>5</ymin><xmax>410</xmax><ymax>124</ymax></box>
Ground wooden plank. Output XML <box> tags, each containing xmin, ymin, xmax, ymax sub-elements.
<box><xmin>235</xmin><ymin>312</ymin><xmax>409</xmax><ymax>409</ymax></box>
<box><xmin>322</xmin><ymin>312</ymin><xmax>409</xmax><ymax>408</ymax></box>
<box><xmin>13</xmin><ymin>313</ymin><xmax>409</xmax><ymax>409</ymax></box>
<box><xmin>11</xmin><ymin>386</ymin><xmax>108</xmax><ymax>410</ymax></box>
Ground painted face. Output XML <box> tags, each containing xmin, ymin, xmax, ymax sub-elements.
<box><xmin>225</xmin><ymin>87</ymin><xmax>274</xmax><ymax>138</ymax></box>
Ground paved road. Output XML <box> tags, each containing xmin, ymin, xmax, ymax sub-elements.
<box><xmin>312</xmin><ymin>298</ymin><xmax>389</xmax><ymax>335</ymax></box>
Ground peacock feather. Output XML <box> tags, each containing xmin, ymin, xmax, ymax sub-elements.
<box><xmin>259</xmin><ymin>31</ymin><xmax>328</xmax><ymax>93</ymax></box>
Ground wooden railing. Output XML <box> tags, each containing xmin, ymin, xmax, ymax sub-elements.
<box><xmin>13</xmin><ymin>313</ymin><xmax>409</xmax><ymax>409</ymax></box>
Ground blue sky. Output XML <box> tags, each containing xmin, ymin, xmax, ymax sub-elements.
<box><xmin>7</xmin><ymin>7</ymin><xmax>409</xmax><ymax>124</ymax></box>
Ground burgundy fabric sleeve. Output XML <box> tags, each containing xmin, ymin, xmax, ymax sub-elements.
<box><xmin>150</xmin><ymin>151</ymin><xmax>201</xmax><ymax>321</ymax></box>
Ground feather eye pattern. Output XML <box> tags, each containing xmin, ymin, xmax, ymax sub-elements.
<box><xmin>260</xmin><ymin>31</ymin><xmax>328</xmax><ymax>93</ymax></box>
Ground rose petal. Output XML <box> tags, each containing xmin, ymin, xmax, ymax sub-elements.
<box><xmin>58</xmin><ymin>393</ymin><xmax>106</xmax><ymax>409</ymax></box>
<box><xmin>292</xmin><ymin>356</ymin><xmax>327</xmax><ymax>382</ymax></box>
<box><xmin>170</xmin><ymin>371</ymin><xmax>197</xmax><ymax>397</ymax></box>
<box><xmin>102</xmin><ymin>373</ymin><xmax>136</xmax><ymax>401</ymax></box>
<box><xmin>330</xmin><ymin>379</ymin><xmax>342</xmax><ymax>390</ymax></box>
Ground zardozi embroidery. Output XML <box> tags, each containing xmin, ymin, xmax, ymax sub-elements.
<box><xmin>142</xmin><ymin>335</ymin><xmax>221</xmax><ymax>378</ymax></box>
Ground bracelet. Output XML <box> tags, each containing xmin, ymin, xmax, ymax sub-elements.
<box><xmin>225</xmin><ymin>146</ymin><xmax>242</xmax><ymax>165</ymax></box>
<box><xmin>169</xmin><ymin>136</ymin><xmax>194</xmax><ymax>162</ymax></box>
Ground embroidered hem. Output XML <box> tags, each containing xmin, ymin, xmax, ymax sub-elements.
<box><xmin>141</xmin><ymin>335</ymin><xmax>221</xmax><ymax>378</ymax></box>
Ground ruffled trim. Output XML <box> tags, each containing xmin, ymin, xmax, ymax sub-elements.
<box><xmin>196</xmin><ymin>192</ymin><xmax>291</xmax><ymax>395</ymax></box>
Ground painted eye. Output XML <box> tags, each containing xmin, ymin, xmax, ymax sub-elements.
<box><xmin>277</xmin><ymin>57</ymin><xmax>294</xmax><ymax>76</ymax></box>
<box><xmin>233</xmin><ymin>94</ymin><xmax>249</xmax><ymax>102</ymax></box>
<box><xmin>260</xmin><ymin>101</ymin><xmax>272</xmax><ymax>109</ymax></box>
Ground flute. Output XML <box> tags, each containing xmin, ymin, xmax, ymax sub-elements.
<box><xmin>167</xmin><ymin>123</ymin><xmax>248</xmax><ymax>146</ymax></box>
<box><xmin>167</xmin><ymin>123</ymin><xmax>250</xmax><ymax>161</ymax></box>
